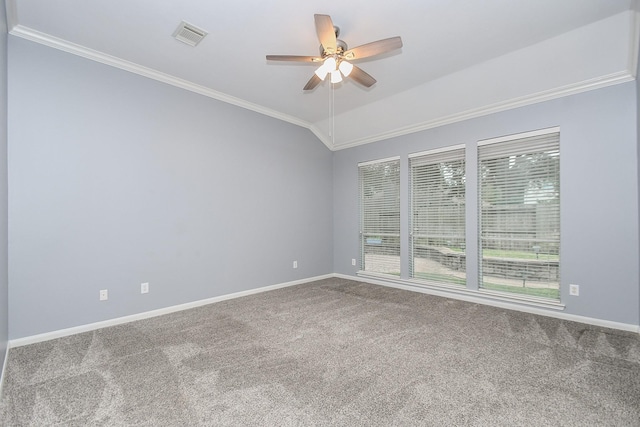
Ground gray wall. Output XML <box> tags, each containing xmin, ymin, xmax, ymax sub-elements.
<box><xmin>0</xmin><ymin>0</ymin><xmax>9</xmax><ymax>365</ymax></box>
<box><xmin>334</xmin><ymin>82</ymin><xmax>640</xmax><ymax>326</ymax></box>
<box><xmin>8</xmin><ymin>37</ymin><xmax>333</xmax><ymax>339</ymax></box>
<box><xmin>5</xmin><ymin>30</ymin><xmax>640</xmax><ymax>340</ymax></box>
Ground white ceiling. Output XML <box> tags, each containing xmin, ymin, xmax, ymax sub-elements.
<box><xmin>5</xmin><ymin>0</ymin><xmax>639</xmax><ymax>149</ymax></box>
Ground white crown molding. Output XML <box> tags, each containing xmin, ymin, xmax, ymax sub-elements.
<box><xmin>8</xmin><ymin>24</ymin><xmax>327</xmax><ymax>142</ymax></box>
<box><xmin>308</xmin><ymin>124</ymin><xmax>333</xmax><ymax>150</ymax></box>
<box><xmin>7</xmin><ymin>6</ymin><xmax>638</xmax><ymax>153</ymax></box>
<box><xmin>331</xmin><ymin>70</ymin><xmax>634</xmax><ymax>151</ymax></box>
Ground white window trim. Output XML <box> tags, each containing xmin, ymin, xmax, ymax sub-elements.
<box><xmin>358</xmin><ymin>156</ymin><xmax>401</xmax><ymax>278</ymax></box>
<box><xmin>357</xmin><ymin>272</ymin><xmax>566</xmax><ymax>311</ymax></box>
<box><xmin>478</xmin><ymin>126</ymin><xmax>560</xmax><ymax>146</ymax></box>
<box><xmin>409</xmin><ymin>145</ymin><xmax>467</xmax><ymax>286</ymax></box>
<box><xmin>354</xmin><ymin>127</ymin><xmax>565</xmax><ymax>311</ymax></box>
<box><xmin>358</xmin><ymin>156</ymin><xmax>400</xmax><ymax>167</ymax></box>
<box><xmin>408</xmin><ymin>143</ymin><xmax>466</xmax><ymax>159</ymax></box>
<box><xmin>477</xmin><ymin>127</ymin><xmax>561</xmax><ymax>303</ymax></box>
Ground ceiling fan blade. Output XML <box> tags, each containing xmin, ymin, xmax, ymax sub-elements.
<box><xmin>349</xmin><ymin>65</ymin><xmax>376</xmax><ymax>87</ymax></box>
<box><xmin>266</xmin><ymin>55</ymin><xmax>323</xmax><ymax>63</ymax></box>
<box><xmin>303</xmin><ymin>74</ymin><xmax>322</xmax><ymax>91</ymax></box>
<box><xmin>343</xmin><ymin>36</ymin><xmax>403</xmax><ymax>60</ymax></box>
<box><xmin>315</xmin><ymin>14</ymin><xmax>337</xmax><ymax>54</ymax></box>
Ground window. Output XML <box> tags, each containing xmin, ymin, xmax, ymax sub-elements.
<box><xmin>478</xmin><ymin>129</ymin><xmax>560</xmax><ymax>300</ymax></box>
<box><xmin>359</xmin><ymin>157</ymin><xmax>401</xmax><ymax>276</ymax></box>
<box><xmin>409</xmin><ymin>146</ymin><xmax>466</xmax><ymax>286</ymax></box>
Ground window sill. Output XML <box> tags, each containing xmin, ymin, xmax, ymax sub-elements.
<box><xmin>356</xmin><ymin>271</ymin><xmax>565</xmax><ymax>311</ymax></box>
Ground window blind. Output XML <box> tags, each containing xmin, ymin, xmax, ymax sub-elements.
<box><xmin>359</xmin><ymin>157</ymin><xmax>401</xmax><ymax>276</ymax></box>
<box><xmin>478</xmin><ymin>131</ymin><xmax>560</xmax><ymax>300</ymax></box>
<box><xmin>409</xmin><ymin>147</ymin><xmax>466</xmax><ymax>286</ymax></box>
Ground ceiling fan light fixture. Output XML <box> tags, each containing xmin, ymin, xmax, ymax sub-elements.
<box><xmin>324</xmin><ymin>56</ymin><xmax>337</xmax><ymax>71</ymax></box>
<box><xmin>266</xmin><ymin>14</ymin><xmax>402</xmax><ymax>90</ymax></box>
<box><xmin>330</xmin><ymin>69</ymin><xmax>343</xmax><ymax>83</ymax></box>
<box><xmin>315</xmin><ymin>66</ymin><xmax>329</xmax><ymax>81</ymax></box>
<box><xmin>338</xmin><ymin>60</ymin><xmax>353</xmax><ymax>77</ymax></box>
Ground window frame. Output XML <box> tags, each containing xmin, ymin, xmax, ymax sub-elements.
<box><xmin>409</xmin><ymin>145</ymin><xmax>466</xmax><ymax>287</ymax></box>
<box><xmin>477</xmin><ymin>127</ymin><xmax>561</xmax><ymax>301</ymax></box>
<box><xmin>358</xmin><ymin>156</ymin><xmax>401</xmax><ymax>277</ymax></box>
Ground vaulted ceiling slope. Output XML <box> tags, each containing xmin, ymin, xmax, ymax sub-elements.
<box><xmin>5</xmin><ymin>0</ymin><xmax>639</xmax><ymax>150</ymax></box>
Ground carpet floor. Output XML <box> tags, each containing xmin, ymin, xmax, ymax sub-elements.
<box><xmin>1</xmin><ymin>278</ymin><xmax>639</xmax><ymax>426</ymax></box>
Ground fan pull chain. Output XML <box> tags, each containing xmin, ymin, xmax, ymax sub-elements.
<box><xmin>331</xmin><ymin>83</ymin><xmax>335</xmax><ymax>146</ymax></box>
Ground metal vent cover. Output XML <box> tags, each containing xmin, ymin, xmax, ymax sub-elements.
<box><xmin>173</xmin><ymin>21</ymin><xmax>207</xmax><ymax>46</ymax></box>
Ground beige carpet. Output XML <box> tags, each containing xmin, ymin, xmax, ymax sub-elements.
<box><xmin>1</xmin><ymin>278</ymin><xmax>639</xmax><ymax>426</ymax></box>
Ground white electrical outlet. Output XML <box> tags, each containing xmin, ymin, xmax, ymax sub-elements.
<box><xmin>99</xmin><ymin>289</ymin><xmax>108</xmax><ymax>301</ymax></box>
<box><xmin>569</xmin><ymin>284</ymin><xmax>579</xmax><ymax>296</ymax></box>
<box><xmin>293</xmin><ymin>260</ymin><xmax>298</xmax><ymax>269</ymax></box>
<box><xmin>351</xmin><ymin>258</ymin><xmax>356</xmax><ymax>266</ymax></box>
<box><xmin>141</xmin><ymin>282</ymin><xmax>149</xmax><ymax>294</ymax></box>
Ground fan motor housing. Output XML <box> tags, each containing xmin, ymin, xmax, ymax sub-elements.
<box><xmin>320</xmin><ymin>39</ymin><xmax>348</xmax><ymax>57</ymax></box>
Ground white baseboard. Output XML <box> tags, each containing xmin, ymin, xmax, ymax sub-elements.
<box><xmin>335</xmin><ymin>273</ymin><xmax>640</xmax><ymax>334</ymax></box>
<box><xmin>8</xmin><ymin>272</ymin><xmax>638</xmax><ymax>349</ymax></box>
<box><xmin>9</xmin><ymin>274</ymin><xmax>333</xmax><ymax>348</ymax></box>
<box><xmin>0</xmin><ymin>344</ymin><xmax>8</xmax><ymax>399</ymax></box>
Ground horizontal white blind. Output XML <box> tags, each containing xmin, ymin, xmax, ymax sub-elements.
<box><xmin>359</xmin><ymin>158</ymin><xmax>401</xmax><ymax>276</ymax></box>
<box><xmin>410</xmin><ymin>147</ymin><xmax>466</xmax><ymax>285</ymax></box>
<box><xmin>478</xmin><ymin>131</ymin><xmax>560</xmax><ymax>300</ymax></box>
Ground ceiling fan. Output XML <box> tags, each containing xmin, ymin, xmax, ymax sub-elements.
<box><xmin>266</xmin><ymin>14</ymin><xmax>403</xmax><ymax>91</ymax></box>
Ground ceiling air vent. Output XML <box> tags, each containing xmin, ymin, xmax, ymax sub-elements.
<box><xmin>173</xmin><ymin>21</ymin><xmax>207</xmax><ymax>47</ymax></box>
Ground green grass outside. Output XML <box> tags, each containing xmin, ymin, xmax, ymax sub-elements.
<box><xmin>413</xmin><ymin>272</ymin><xmax>466</xmax><ymax>286</ymax></box>
<box><xmin>448</xmin><ymin>247</ymin><xmax>558</xmax><ymax>261</ymax></box>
